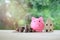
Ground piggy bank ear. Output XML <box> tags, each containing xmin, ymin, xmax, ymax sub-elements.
<box><xmin>39</xmin><ymin>17</ymin><xmax>43</xmax><ymax>21</ymax></box>
<box><xmin>32</xmin><ymin>17</ymin><xmax>36</xmax><ymax>20</ymax></box>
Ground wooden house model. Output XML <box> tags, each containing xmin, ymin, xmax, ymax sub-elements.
<box><xmin>44</xmin><ymin>18</ymin><xmax>54</xmax><ymax>32</ymax></box>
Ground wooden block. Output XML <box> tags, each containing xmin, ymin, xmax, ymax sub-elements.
<box><xmin>44</xmin><ymin>18</ymin><xmax>54</xmax><ymax>32</ymax></box>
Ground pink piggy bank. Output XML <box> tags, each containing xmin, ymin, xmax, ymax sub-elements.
<box><xmin>30</xmin><ymin>17</ymin><xmax>44</xmax><ymax>32</ymax></box>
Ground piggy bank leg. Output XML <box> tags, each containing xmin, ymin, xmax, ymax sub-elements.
<box><xmin>39</xmin><ymin>30</ymin><xmax>43</xmax><ymax>32</ymax></box>
<box><xmin>35</xmin><ymin>30</ymin><xmax>42</xmax><ymax>32</ymax></box>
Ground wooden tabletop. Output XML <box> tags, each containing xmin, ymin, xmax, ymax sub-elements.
<box><xmin>0</xmin><ymin>30</ymin><xmax>60</xmax><ymax>40</ymax></box>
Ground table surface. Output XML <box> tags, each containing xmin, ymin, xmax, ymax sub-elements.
<box><xmin>0</xmin><ymin>30</ymin><xmax>60</xmax><ymax>40</ymax></box>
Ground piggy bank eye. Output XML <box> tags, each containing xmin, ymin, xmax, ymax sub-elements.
<box><xmin>39</xmin><ymin>21</ymin><xmax>40</xmax><ymax>22</ymax></box>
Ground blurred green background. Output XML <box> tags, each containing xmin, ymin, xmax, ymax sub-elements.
<box><xmin>0</xmin><ymin>0</ymin><xmax>60</xmax><ymax>30</ymax></box>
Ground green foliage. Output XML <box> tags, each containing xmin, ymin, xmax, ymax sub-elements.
<box><xmin>0</xmin><ymin>0</ymin><xmax>4</xmax><ymax>4</ymax></box>
<box><xmin>0</xmin><ymin>0</ymin><xmax>60</xmax><ymax>30</ymax></box>
<box><xmin>18</xmin><ymin>19</ymin><xmax>26</xmax><ymax>27</ymax></box>
<box><xmin>26</xmin><ymin>0</ymin><xmax>60</xmax><ymax>30</ymax></box>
